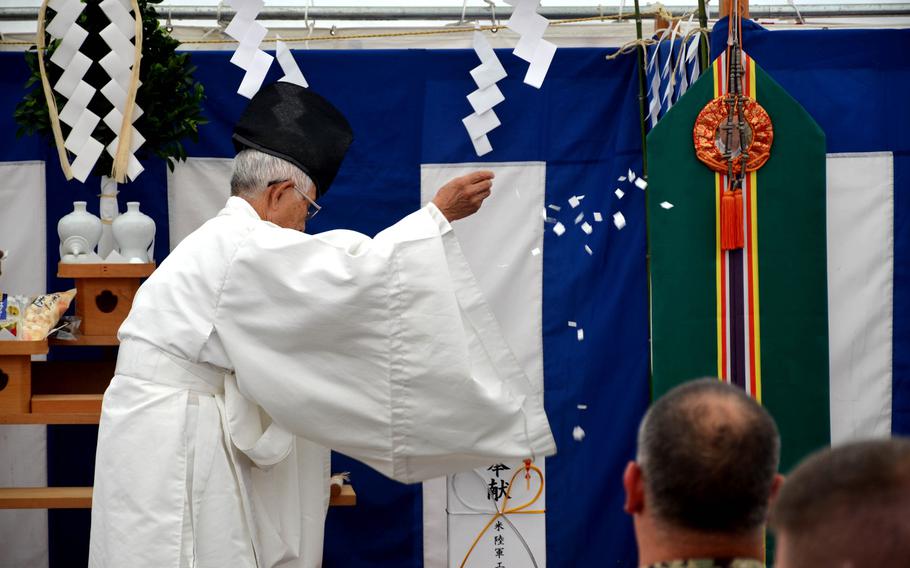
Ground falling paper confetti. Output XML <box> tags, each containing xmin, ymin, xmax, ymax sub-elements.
<box><xmin>572</xmin><ymin>426</ymin><xmax>586</xmax><ymax>441</ymax></box>
<box><xmin>531</xmin><ymin>247</ymin><xmax>541</xmax><ymax>256</ymax></box>
<box><xmin>635</xmin><ymin>177</ymin><xmax>648</xmax><ymax>190</ymax></box>
<box><xmin>615</xmin><ymin>189</ymin><xmax>625</xmax><ymax>199</ymax></box>
<box><xmin>613</xmin><ymin>212</ymin><xmax>626</xmax><ymax>230</ymax></box>
<box><xmin>618</xmin><ymin>176</ymin><xmax>627</xmax><ymax>182</ymax></box>
<box><xmin>574</xmin><ymin>212</ymin><xmax>584</xmax><ymax>224</ymax></box>
<box><xmin>581</xmin><ymin>222</ymin><xmax>593</xmax><ymax>235</ymax></box>
<box><xmin>660</xmin><ymin>201</ymin><xmax>674</xmax><ymax>209</ymax></box>
<box><xmin>577</xmin><ymin>328</ymin><xmax>585</xmax><ymax>341</ymax></box>
<box><xmin>567</xmin><ymin>321</ymin><xmax>577</xmax><ymax>327</ymax></box>
<box><xmin>593</xmin><ymin>212</ymin><xmax>603</xmax><ymax>222</ymax></box>
<box><xmin>577</xmin><ymin>404</ymin><xmax>588</xmax><ymax>410</ymax></box>
<box><xmin>568</xmin><ymin>195</ymin><xmax>582</xmax><ymax>208</ymax></box>
<box><xmin>584</xmin><ymin>245</ymin><xmax>593</xmax><ymax>255</ymax></box>
<box><xmin>553</xmin><ymin>222</ymin><xmax>566</xmax><ymax>236</ymax></box>
<box><xmin>548</xmin><ymin>204</ymin><xmax>562</xmax><ymax>211</ymax></box>
<box><xmin>628</xmin><ymin>169</ymin><xmax>636</xmax><ymax>181</ymax></box>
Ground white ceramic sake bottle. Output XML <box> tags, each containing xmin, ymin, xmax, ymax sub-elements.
<box><xmin>58</xmin><ymin>201</ymin><xmax>103</xmax><ymax>263</ymax></box>
<box><xmin>113</xmin><ymin>202</ymin><xmax>155</xmax><ymax>263</ymax></box>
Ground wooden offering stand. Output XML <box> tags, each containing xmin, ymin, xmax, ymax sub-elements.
<box><xmin>0</xmin><ymin>262</ymin><xmax>355</xmax><ymax>509</ymax></box>
<box><xmin>0</xmin><ymin>339</ymin><xmax>48</xmax><ymax>416</ymax></box>
<box><xmin>56</xmin><ymin>262</ymin><xmax>155</xmax><ymax>344</ymax></box>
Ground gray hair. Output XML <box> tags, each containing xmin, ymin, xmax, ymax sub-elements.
<box><xmin>637</xmin><ymin>378</ymin><xmax>780</xmax><ymax>533</ymax></box>
<box><xmin>230</xmin><ymin>149</ymin><xmax>313</xmax><ymax>197</ymax></box>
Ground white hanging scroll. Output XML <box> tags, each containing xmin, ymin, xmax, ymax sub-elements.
<box><xmin>505</xmin><ymin>0</ymin><xmax>557</xmax><ymax>89</ymax></box>
<box><xmin>226</xmin><ymin>0</ymin><xmax>274</xmax><ymax>98</ymax></box>
<box><xmin>462</xmin><ymin>31</ymin><xmax>507</xmax><ymax>157</ymax></box>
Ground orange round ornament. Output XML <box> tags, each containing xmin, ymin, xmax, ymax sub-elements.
<box><xmin>693</xmin><ymin>96</ymin><xmax>773</xmax><ymax>175</ymax></box>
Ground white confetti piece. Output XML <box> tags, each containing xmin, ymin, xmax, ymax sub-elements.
<box><xmin>615</xmin><ymin>189</ymin><xmax>625</xmax><ymax>199</ymax></box>
<box><xmin>635</xmin><ymin>177</ymin><xmax>648</xmax><ymax>190</ymax></box>
<box><xmin>593</xmin><ymin>212</ymin><xmax>603</xmax><ymax>222</ymax></box>
<box><xmin>541</xmin><ymin>207</ymin><xmax>548</xmax><ymax>220</ymax></box>
<box><xmin>577</xmin><ymin>404</ymin><xmax>588</xmax><ymax>410</ymax></box>
<box><xmin>553</xmin><ymin>222</ymin><xmax>566</xmax><ymax>236</ymax></box>
<box><xmin>568</xmin><ymin>195</ymin><xmax>581</xmax><ymax>208</ymax></box>
<box><xmin>613</xmin><ymin>212</ymin><xmax>626</xmax><ymax>230</ymax></box>
<box><xmin>660</xmin><ymin>201</ymin><xmax>674</xmax><ymax>209</ymax></box>
<box><xmin>618</xmin><ymin>176</ymin><xmax>627</xmax><ymax>182</ymax></box>
<box><xmin>531</xmin><ymin>247</ymin><xmax>541</xmax><ymax>256</ymax></box>
<box><xmin>584</xmin><ymin>244</ymin><xmax>593</xmax><ymax>255</ymax></box>
<box><xmin>574</xmin><ymin>212</ymin><xmax>584</xmax><ymax>224</ymax></box>
<box><xmin>573</xmin><ymin>425</ymin><xmax>586</xmax><ymax>441</ymax></box>
<box><xmin>581</xmin><ymin>222</ymin><xmax>593</xmax><ymax>235</ymax></box>
<box><xmin>577</xmin><ymin>328</ymin><xmax>585</xmax><ymax>341</ymax></box>
<box><xmin>567</xmin><ymin>321</ymin><xmax>577</xmax><ymax>327</ymax></box>
<box><xmin>548</xmin><ymin>204</ymin><xmax>562</xmax><ymax>211</ymax></box>
<box><xmin>628</xmin><ymin>169</ymin><xmax>636</xmax><ymax>181</ymax></box>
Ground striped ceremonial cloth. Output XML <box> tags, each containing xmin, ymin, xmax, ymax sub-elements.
<box><xmin>647</xmin><ymin>49</ymin><xmax>830</xmax><ymax>472</ymax></box>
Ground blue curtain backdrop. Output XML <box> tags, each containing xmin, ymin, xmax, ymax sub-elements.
<box><xmin>1</xmin><ymin>19</ymin><xmax>908</xmax><ymax>567</ymax></box>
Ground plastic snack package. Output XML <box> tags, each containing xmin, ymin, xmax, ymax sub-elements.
<box><xmin>0</xmin><ymin>292</ymin><xmax>31</xmax><ymax>338</ymax></box>
<box><xmin>22</xmin><ymin>289</ymin><xmax>77</xmax><ymax>340</ymax></box>
<box><xmin>52</xmin><ymin>315</ymin><xmax>83</xmax><ymax>341</ymax></box>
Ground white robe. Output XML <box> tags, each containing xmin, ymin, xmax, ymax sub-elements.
<box><xmin>89</xmin><ymin>196</ymin><xmax>556</xmax><ymax>568</ymax></box>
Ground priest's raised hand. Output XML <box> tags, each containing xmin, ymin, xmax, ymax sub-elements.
<box><xmin>432</xmin><ymin>170</ymin><xmax>495</xmax><ymax>221</ymax></box>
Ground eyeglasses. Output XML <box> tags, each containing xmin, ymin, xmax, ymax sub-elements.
<box><xmin>268</xmin><ymin>179</ymin><xmax>321</xmax><ymax>220</ymax></box>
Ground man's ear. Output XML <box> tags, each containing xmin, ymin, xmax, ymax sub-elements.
<box><xmin>266</xmin><ymin>180</ymin><xmax>293</xmax><ymax>211</ymax></box>
<box><xmin>623</xmin><ymin>461</ymin><xmax>645</xmax><ymax>515</ymax></box>
<box><xmin>768</xmin><ymin>473</ymin><xmax>785</xmax><ymax>503</ymax></box>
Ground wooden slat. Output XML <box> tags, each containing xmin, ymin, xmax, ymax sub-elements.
<box><xmin>0</xmin><ymin>487</ymin><xmax>92</xmax><ymax>509</ymax></box>
<box><xmin>0</xmin><ymin>485</ymin><xmax>356</xmax><ymax>509</ymax></box>
<box><xmin>0</xmin><ymin>340</ymin><xmax>49</xmax><ymax>356</ymax></box>
<box><xmin>49</xmin><ymin>335</ymin><xmax>120</xmax><ymax>347</ymax></box>
<box><xmin>0</xmin><ymin>412</ymin><xmax>100</xmax><ymax>424</ymax></box>
<box><xmin>57</xmin><ymin>262</ymin><xmax>155</xmax><ymax>279</ymax></box>
<box><xmin>31</xmin><ymin>394</ymin><xmax>103</xmax><ymax>414</ymax></box>
<box><xmin>32</xmin><ymin>360</ymin><xmax>115</xmax><ymax>395</ymax></box>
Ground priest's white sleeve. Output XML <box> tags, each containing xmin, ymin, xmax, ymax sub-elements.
<box><xmin>213</xmin><ymin>204</ymin><xmax>556</xmax><ymax>483</ymax></box>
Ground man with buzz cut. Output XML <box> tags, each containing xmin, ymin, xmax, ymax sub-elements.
<box><xmin>89</xmin><ymin>82</ymin><xmax>555</xmax><ymax>568</ymax></box>
<box><xmin>770</xmin><ymin>437</ymin><xmax>910</xmax><ymax>567</ymax></box>
<box><xmin>623</xmin><ymin>378</ymin><xmax>784</xmax><ymax>568</ymax></box>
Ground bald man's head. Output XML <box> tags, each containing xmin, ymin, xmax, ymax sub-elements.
<box><xmin>637</xmin><ymin>379</ymin><xmax>780</xmax><ymax>534</ymax></box>
<box><xmin>770</xmin><ymin>438</ymin><xmax>910</xmax><ymax>567</ymax></box>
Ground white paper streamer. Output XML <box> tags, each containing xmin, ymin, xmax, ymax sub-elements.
<box><xmin>462</xmin><ymin>31</ymin><xmax>506</xmax><ymax>156</ymax></box>
<box><xmin>98</xmin><ymin>1</ymin><xmax>145</xmax><ymax>181</ymax></box>
<box><xmin>226</xmin><ymin>0</ymin><xmax>274</xmax><ymax>99</ymax></box>
<box><xmin>506</xmin><ymin>0</ymin><xmax>557</xmax><ymax>88</ymax></box>
<box><xmin>276</xmin><ymin>40</ymin><xmax>308</xmax><ymax>88</ymax></box>
<box><xmin>47</xmin><ymin>2</ymin><xmax>105</xmax><ymax>183</ymax></box>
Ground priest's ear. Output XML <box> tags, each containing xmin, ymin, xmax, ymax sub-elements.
<box><xmin>265</xmin><ymin>180</ymin><xmax>295</xmax><ymax>212</ymax></box>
